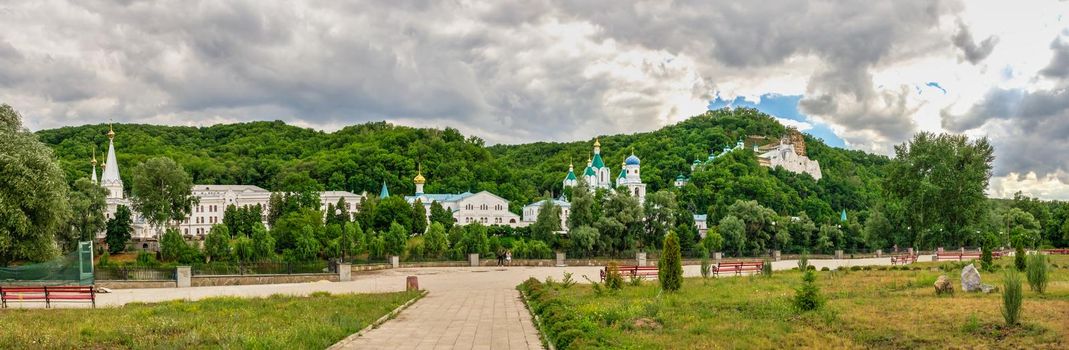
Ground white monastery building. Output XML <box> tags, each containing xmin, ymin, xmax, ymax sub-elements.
<box><xmin>400</xmin><ymin>168</ymin><xmax>524</xmax><ymax>228</ymax></box>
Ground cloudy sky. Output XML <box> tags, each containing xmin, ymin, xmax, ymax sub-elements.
<box><xmin>3</xmin><ymin>1</ymin><xmax>1069</xmax><ymax>199</ymax></box>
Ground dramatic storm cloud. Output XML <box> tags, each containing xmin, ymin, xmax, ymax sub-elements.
<box><xmin>1</xmin><ymin>0</ymin><xmax>1068</xmax><ymax>199</ymax></box>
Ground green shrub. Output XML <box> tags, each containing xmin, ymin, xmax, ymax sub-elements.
<box><xmin>97</xmin><ymin>251</ymin><xmax>111</xmax><ymax>267</ymax></box>
<box><xmin>797</xmin><ymin>250</ymin><xmax>809</xmax><ymax>271</ymax></box>
<box><xmin>1002</xmin><ymin>270</ymin><xmax>1023</xmax><ymax>326</ymax></box>
<box><xmin>1014</xmin><ymin>246</ymin><xmax>1026</xmax><ymax>271</ymax></box>
<box><xmin>700</xmin><ymin>249</ymin><xmax>711</xmax><ymax>279</ymax></box>
<box><xmin>794</xmin><ymin>270</ymin><xmax>823</xmax><ymax>311</ymax></box>
<box><xmin>658</xmin><ymin>231</ymin><xmax>683</xmax><ymax>292</ymax></box>
<box><xmin>628</xmin><ymin>274</ymin><xmax>643</xmax><ymax>286</ymax></box>
<box><xmin>980</xmin><ymin>248</ymin><xmax>994</xmax><ymax>272</ymax></box>
<box><xmin>850</xmin><ymin>266</ymin><xmax>861</xmax><ymax>271</ymax></box>
<box><xmin>1026</xmin><ymin>254</ymin><xmax>1049</xmax><ymax>294</ymax></box>
<box><xmin>820</xmin><ymin>266</ymin><xmax>830</xmax><ymax>271</ymax></box>
<box><xmin>561</xmin><ymin>272</ymin><xmax>576</xmax><ymax>289</ymax></box>
<box><xmin>605</xmin><ymin>261</ymin><xmax>624</xmax><ymax>290</ymax></box>
<box><xmin>761</xmin><ymin>259</ymin><xmax>772</xmax><ymax>277</ymax></box>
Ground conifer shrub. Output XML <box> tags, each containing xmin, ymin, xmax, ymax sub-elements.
<box><xmin>1014</xmin><ymin>246</ymin><xmax>1027</xmax><ymax>271</ymax></box>
<box><xmin>1002</xmin><ymin>270</ymin><xmax>1023</xmax><ymax>326</ymax></box>
<box><xmin>761</xmin><ymin>258</ymin><xmax>772</xmax><ymax>277</ymax></box>
<box><xmin>980</xmin><ymin>247</ymin><xmax>994</xmax><ymax>272</ymax></box>
<box><xmin>794</xmin><ymin>269</ymin><xmax>823</xmax><ymax>311</ymax></box>
<box><xmin>659</xmin><ymin>231</ymin><xmax>683</xmax><ymax>292</ymax></box>
<box><xmin>1026</xmin><ymin>253</ymin><xmax>1049</xmax><ymax>294</ymax></box>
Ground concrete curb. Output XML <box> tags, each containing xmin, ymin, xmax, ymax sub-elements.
<box><xmin>327</xmin><ymin>289</ymin><xmax>428</xmax><ymax>350</ymax></box>
<box><xmin>517</xmin><ymin>288</ymin><xmax>555</xmax><ymax>350</ymax></box>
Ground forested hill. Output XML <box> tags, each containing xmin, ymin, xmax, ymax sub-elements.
<box><xmin>37</xmin><ymin>108</ymin><xmax>889</xmax><ymax>223</ymax></box>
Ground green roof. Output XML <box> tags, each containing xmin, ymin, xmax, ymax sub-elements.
<box><xmin>379</xmin><ymin>181</ymin><xmax>389</xmax><ymax>198</ymax></box>
<box><xmin>617</xmin><ymin>170</ymin><xmax>626</xmax><ymax>179</ymax></box>
<box><xmin>584</xmin><ymin>166</ymin><xmax>596</xmax><ymax>176</ymax></box>
<box><xmin>591</xmin><ymin>153</ymin><xmax>605</xmax><ymax>168</ymax></box>
<box><xmin>565</xmin><ymin>170</ymin><xmax>577</xmax><ymax>180</ymax></box>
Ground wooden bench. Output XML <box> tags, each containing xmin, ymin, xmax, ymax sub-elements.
<box><xmin>890</xmin><ymin>255</ymin><xmax>917</xmax><ymax>265</ymax></box>
<box><xmin>1</xmin><ymin>285</ymin><xmax>96</xmax><ymax>308</ymax></box>
<box><xmin>600</xmin><ymin>265</ymin><xmax>659</xmax><ymax>281</ymax></box>
<box><xmin>712</xmin><ymin>261</ymin><xmax>763</xmax><ymax>276</ymax></box>
<box><xmin>934</xmin><ymin>252</ymin><xmax>982</xmax><ymax>261</ymax></box>
<box><xmin>1044</xmin><ymin>249</ymin><xmax>1069</xmax><ymax>255</ymax></box>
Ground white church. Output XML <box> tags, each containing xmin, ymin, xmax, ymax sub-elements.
<box><xmin>524</xmin><ymin>138</ymin><xmax>647</xmax><ymax>230</ymax></box>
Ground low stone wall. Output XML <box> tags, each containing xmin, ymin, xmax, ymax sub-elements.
<box><xmin>191</xmin><ymin>273</ymin><xmax>338</xmax><ymax>287</ymax></box>
<box><xmin>97</xmin><ymin>280</ymin><xmax>176</xmax><ymax>289</ymax></box>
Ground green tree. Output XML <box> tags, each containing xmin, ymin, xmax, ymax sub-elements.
<box><xmin>702</xmin><ymin>227</ymin><xmax>724</xmax><ymax>253</ymax></box>
<box><xmin>567</xmin><ymin>178</ymin><xmax>596</xmax><ymax>230</ymax></box>
<box><xmin>272</xmin><ymin>208</ymin><xmax>323</xmax><ymax>252</ymax></box>
<box><xmin>410</xmin><ymin>199</ymin><xmax>427</xmax><ymax>234</ymax></box>
<box><xmin>816</xmin><ymin>224</ymin><xmax>841</xmax><ymax>254</ymax></box>
<box><xmin>424</xmin><ymin>222</ymin><xmax>450</xmax><ymax>259</ymax></box>
<box><xmin>250</xmin><ymin>223</ymin><xmax>275</xmax><ymax>261</ymax></box>
<box><xmin>384</xmin><ymin>222</ymin><xmax>409</xmax><ymax>257</ymax></box>
<box><xmin>204</xmin><ymin>224</ymin><xmax>231</xmax><ymax>263</ymax></box>
<box><xmin>598</xmin><ymin>190</ymin><xmax>644</xmax><ymax>254</ymax></box>
<box><xmin>65</xmin><ymin>178</ymin><xmax>108</xmax><ymax>250</ymax></box>
<box><xmin>458</xmin><ymin>222</ymin><xmax>489</xmax><ymax>255</ymax></box>
<box><xmin>223</xmin><ymin>205</ymin><xmax>240</xmax><ymax>237</ymax></box>
<box><xmin>428</xmin><ymin>201</ymin><xmax>454</xmax><ymax>231</ymax></box>
<box><xmin>105</xmin><ymin>205</ymin><xmax>134</xmax><ymax>254</ymax></box>
<box><xmin>886</xmin><ymin>132</ymin><xmax>994</xmax><ymax>248</ymax></box>
<box><xmin>373</xmin><ymin>196</ymin><xmax>413</xmax><ymax>233</ymax></box>
<box><xmin>130</xmin><ymin>157</ymin><xmax>196</xmax><ymax>230</ymax></box>
<box><xmin>290</xmin><ymin>226</ymin><xmax>321</xmax><ymax>262</ymax></box>
<box><xmin>863</xmin><ymin>207</ymin><xmax>893</xmax><ymax>250</ymax></box>
<box><xmin>569</xmin><ymin>225</ymin><xmax>599</xmax><ymax>257</ymax></box>
<box><xmin>0</xmin><ymin>104</ymin><xmax>69</xmax><ymax>264</ymax></box>
<box><xmin>160</xmin><ymin>228</ymin><xmax>195</xmax><ymax>263</ymax></box>
<box><xmin>232</xmin><ymin>235</ymin><xmax>254</xmax><ymax>262</ymax></box>
<box><xmin>531</xmin><ymin>196</ymin><xmax>562</xmax><ymax>247</ymax></box>
<box><xmin>718</xmin><ymin>215</ymin><xmax>745</xmax><ymax>256</ymax></box>
<box><xmin>727</xmin><ymin>200</ymin><xmax>777</xmax><ymax>256</ymax></box>
<box><xmin>643</xmin><ymin>190</ymin><xmax>678</xmax><ymax>249</ymax></box>
<box><xmin>659</xmin><ymin>231</ymin><xmax>683</xmax><ymax>292</ymax></box>
<box><xmin>1004</xmin><ymin>208</ymin><xmax>1041</xmax><ymax>248</ymax></box>
<box><xmin>794</xmin><ymin>269</ymin><xmax>823</xmax><ymax>311</ymax></box>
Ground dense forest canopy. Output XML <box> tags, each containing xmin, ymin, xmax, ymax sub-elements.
<box><xmin>37</xmin><ymin>108</ymin><xmax>888</xmax><ymax>221</ymax></box>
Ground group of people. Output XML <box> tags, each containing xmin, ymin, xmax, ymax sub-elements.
<box><xmin>495</xmin><ymin>249</ymin><xmax>512</xmax><ymax>266</ymax></box>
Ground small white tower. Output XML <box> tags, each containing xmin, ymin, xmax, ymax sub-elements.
<box><xmin>563</xmin><ymin>162</ymin><xmax>577</xmax><ymax>188</ymax></box>
<box><xmin>622</xmin><ymin>150</ymin><xmax>646</xmax><ymax>203</ymax></box>
<box><xmin>414</xmin><ymin>164</ymin><xmax>426</xmax><ymax>195</ymax></box>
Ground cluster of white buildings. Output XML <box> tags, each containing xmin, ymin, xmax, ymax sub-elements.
<box><xmin>92</xmin><ymin>127</ymin><xmax>362</xmax><ymax>248</ymax></box>
<box><xmin>677</xmin><ymin>128</ymin><xmax>822</xmax><ymax>186</ymax></box>
<box><xmin>90</xmin><ymin>126</ymin><xmax>821</xmax><ymax>247</ymax></box>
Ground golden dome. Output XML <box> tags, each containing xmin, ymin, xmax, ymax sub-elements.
<box><xmin>414</xmin><ymin>164</ymin><xmax>426</xmax><ymax>184</ymax></box>
<box><xmin>593</xmin><ymin>137</ymin><xmax>601</xmax><ymax>147</ymax></box>
<box><xmin>107</xmin><ymin>124</ymin><xmax>115</xmax><ymax>139</ymax></box>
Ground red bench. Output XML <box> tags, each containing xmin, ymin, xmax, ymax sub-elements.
<box><xmin>1044</xmin><ymin>249</ymin><xmax>1069</xmax><ymax>255</ymax></box>
<box><xmin>600</xmin><ymin>265</ymin><xmax>659</xmax><ymax>281</ymax></box>
<box><xmin>713</xmin><ymin>261</ymin><xmax>763</xmax><ymax>276</ymax></box>
<box><xmin>890</xmin><ymin>255</ymin><xmax>917</xmax><ymax>265</ymax></box>
<box><xmin>1</xmin><ymin>285</ymin><xmax>96</xmax><ymax>308</ymax></box>
<box><xmin>934</xmin><ymin>252</ymin><xmax>983</xmax><ymax>261</ymax></box>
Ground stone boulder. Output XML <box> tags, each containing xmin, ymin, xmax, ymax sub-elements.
<box><xmin>934</xmin><ymin>275</ymin><xmax>953</xmax><ymax>295</ymax></box>
<box><xmin>961</xmin><ymin>264</ymin><xmax>983</xmax><ymax>292</ymax></box>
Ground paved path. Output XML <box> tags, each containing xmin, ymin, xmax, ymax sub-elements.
<box><xmin>9</xmin><ymin>255</ymin><xmax>930</xmax><ymax>349</ymax></box>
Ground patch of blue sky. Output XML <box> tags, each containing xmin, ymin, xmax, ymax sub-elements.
<box><xmin>926</xmin><ymin>82</ymin><xmax>947</xmax><ymax>94</ymax></box>
<box><xmin>707</xmin><ymin>94</ymin><xmax>847</xmax><ymax>148</ymax></box>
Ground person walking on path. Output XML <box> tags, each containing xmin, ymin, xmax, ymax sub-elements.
<box><xmin>506</xmin><ymin>250</ymin><xmax>512</xmax><ymax>266</ymax></box>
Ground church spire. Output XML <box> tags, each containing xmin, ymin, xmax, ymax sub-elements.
<box><xmin>90</xmin><ymin>146</ymin><xmax>98</xmax><ymax>184</ymax></box>
<box><xmin>379</xmin><ymin>180</ymin><xmax>390</xmax><ymax>199</ymax></box>
<box><xmin>100</xmin><ymin>123</ymin><xmax>123</xmax><ymax>199</ymax></box>
<box><xmin>414</xmin><ymin>163</ymin><xmax>426</xmax><ymax>195</ymax></box>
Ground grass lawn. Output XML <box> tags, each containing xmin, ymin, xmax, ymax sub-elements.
<box><xmin>0</xmin><ymin>291</ymin><xmax>421</xmax><ymax>349</ymax></box>
<box><xmin>522</xmin><ymin>256</ymin><xmax>1069</xmax><ymax>349</ymax></box>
